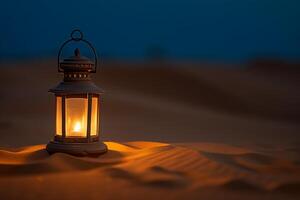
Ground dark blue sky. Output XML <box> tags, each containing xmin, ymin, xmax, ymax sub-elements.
<box><xmin>0</xmin><ymin>0</ymin><xmax>299</xmax><ymax>62</ymax></box>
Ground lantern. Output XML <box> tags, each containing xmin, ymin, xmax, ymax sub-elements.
<box><xmin>46</xmin><ymin>30</ymin><xmax>107</xmax><ymax>156</ymax></box>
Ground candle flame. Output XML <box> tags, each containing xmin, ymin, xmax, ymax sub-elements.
<box><xmin>73</xmin><ymin>122</ymin><xmax>82</xmax><ymax>132</ymax></box>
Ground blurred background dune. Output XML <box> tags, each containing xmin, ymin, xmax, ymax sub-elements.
<box><xmin>0</xmin><ymin>59</ymin><xmax>299</xmax><ymax>147</ymax></box>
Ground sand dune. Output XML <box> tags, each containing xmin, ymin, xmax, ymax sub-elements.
<box><xmin>0</xmin><ymin>142</ymin><xmax>299</xmax><ymax>199</ymax></box>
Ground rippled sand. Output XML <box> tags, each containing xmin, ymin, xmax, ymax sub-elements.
<box><xmin>0</xmin><ymin>142</ymin><xmax>299</xmax><ymax>200</ymax></box>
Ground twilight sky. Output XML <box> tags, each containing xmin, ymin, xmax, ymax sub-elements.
<box><xmin>0</xmin><ymin>0</ymin><xmax>299</xmax><ymax>62</ymax></box>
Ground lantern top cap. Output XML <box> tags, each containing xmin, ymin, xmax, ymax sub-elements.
<box><xmin>58</xmin><ymin>29</ymin><xmax>98</xmax><ymax>73</ymax></box>
<box><xmin>60</xmin><ymin>48</ymin><xmax>94</xmax><ymax>72</ymax></box>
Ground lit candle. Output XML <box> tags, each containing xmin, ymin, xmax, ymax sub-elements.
<box><xmin>73</xmin><ymin>121</ymin><xmax>82</xmax><ymax>133</ymax></box>
<box><xmin>70</xmin><ymin>121</ymin><xmax>86</xmax><ymax>137</ymax></box>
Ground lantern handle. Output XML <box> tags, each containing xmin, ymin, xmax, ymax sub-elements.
<box><xmin>57</xmin><ymin>29</ymin><xmax>98</xmax><ymax>73</ymax></box>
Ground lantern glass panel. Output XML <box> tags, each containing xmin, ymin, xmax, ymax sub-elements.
<box><xmin>56</xmin><ymin>96</ymin><xmax>62</xmax><ymax>136</ymax></box>
<box><xmin>91</xmin><ymin>96</ymin><xmax>99</xmax><ymax>136</ymax></box>
<box><xmin>66</xmin><ymin>97</ymin><xmax>88</xmax><ymax>137</ymax></box>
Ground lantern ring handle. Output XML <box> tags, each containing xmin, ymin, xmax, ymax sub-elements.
<box><xmin>57</xmin><ymin>30</ymin><xmax>98</xmax><ymax>73</ymax></box>
<box><xmin>70</xmin><ymin>29</ymin><xmax>83</xmax><ymax>41</ymax></box>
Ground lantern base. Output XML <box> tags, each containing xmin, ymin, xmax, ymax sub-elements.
<box><xmin>46</xmin><ymin>141</ymin><xmax>107</xmax><ymax>156</ymax></box>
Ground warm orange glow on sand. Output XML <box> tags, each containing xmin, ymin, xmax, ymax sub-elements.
<box><xmin>1</xmin><ymin>141</ymin><xmax>299</xmax><ymax>200</ymax></box>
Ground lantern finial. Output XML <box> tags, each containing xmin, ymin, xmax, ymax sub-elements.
<box><xmin>74</xmin><ymin>48</ymin><xmax>80</xmax><ymax>57</ymax></box>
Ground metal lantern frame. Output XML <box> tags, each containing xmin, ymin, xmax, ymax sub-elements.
<box><xmin>53</xmin><ymin>94</ymin><xmax>100</xmax><ymax>143</ymax></box>
<box><xmin>46</xmin><ymin>29</ymin><xmax>107</xmax><ymax>156</ymax></box>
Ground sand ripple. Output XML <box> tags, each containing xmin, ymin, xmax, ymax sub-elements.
<box><xmin>0</xmin><ymin>142</ymin><xmax>300</xmax><ymax>199</ymax></box>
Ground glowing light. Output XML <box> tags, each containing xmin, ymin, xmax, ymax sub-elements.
<box><xmin>66</xmin><ymin>98</ymin><xmax>88</xmax><ymax>137</ymax></box>
<box><xmin>73</xmin><ymin>122</ymin><xmax>82</xmax><ymax>132</ymax></box>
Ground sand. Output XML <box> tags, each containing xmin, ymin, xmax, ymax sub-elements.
<box><xmin>0</xmin><ymin>59</ymin><xmax>300</xmax><ymax>199</ymax></box>
<box><xmin>0</xmin><ymin>142</ymin><xmax>300</xmax><ymax>200</ymax></box>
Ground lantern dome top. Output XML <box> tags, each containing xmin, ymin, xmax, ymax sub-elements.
<box><xmin>60</xmin><ymin>48</ymin><xmax>94</xmax><ymax>72</ymax></box>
